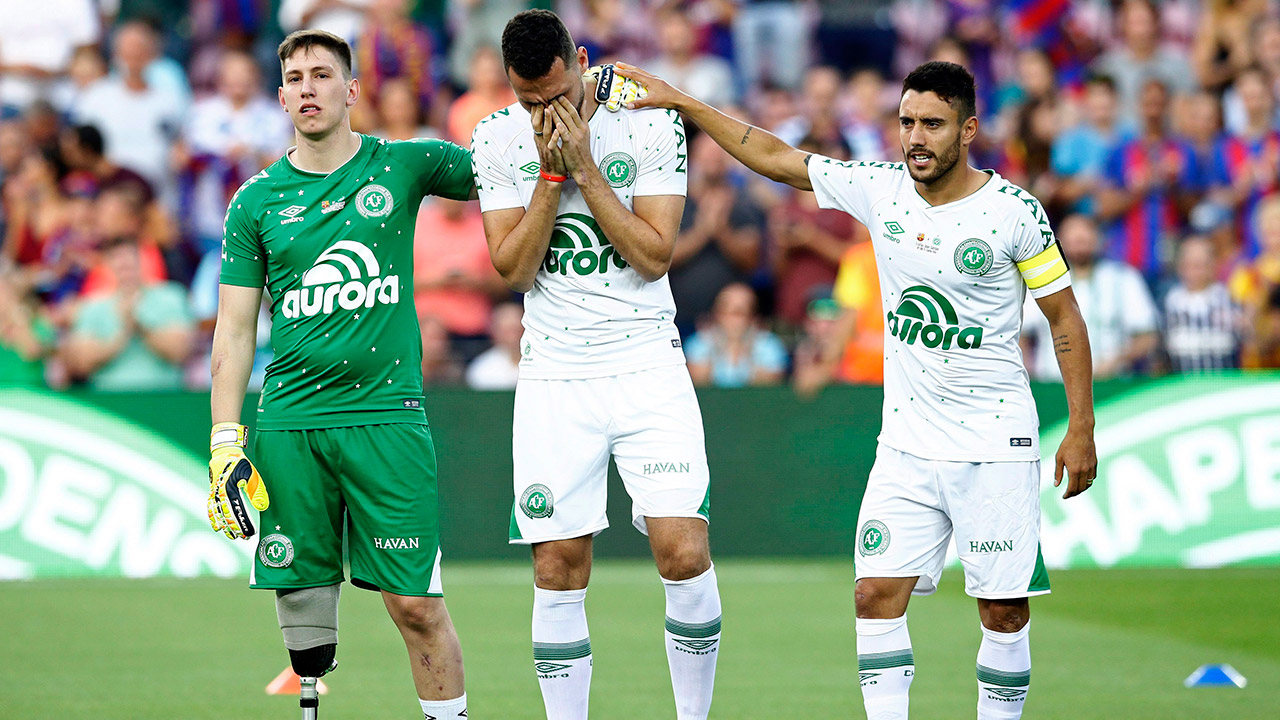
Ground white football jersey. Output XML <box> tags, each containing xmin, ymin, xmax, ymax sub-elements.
<box><xmin>808</xmin><ymin>156</ymin><xmax>1071</xmax><ymax>461</ymax></box>
<box><xmin>473</xmin><ymin>102</ymin><xmax>688</xmax><ymax>379</ymax></box>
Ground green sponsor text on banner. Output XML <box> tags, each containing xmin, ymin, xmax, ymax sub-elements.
<box><xmin>0</xmin><ymin>389</ymin><xmax>252</xmax><ymax>580</ymax></box>
<box><xmin>1038</xmin><ymin>374</ymin><xmax>1280</xmax><ymax>569</ymax></box>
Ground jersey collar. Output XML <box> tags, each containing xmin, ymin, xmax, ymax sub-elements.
<box><xmin>284</xmin><ymin>133</ymin><xmax>368</xmax><ymax>177</ymax></box>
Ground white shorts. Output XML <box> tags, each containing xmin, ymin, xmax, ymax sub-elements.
<box><xmin>509</xmin><ymin>364</ymin><xmax>711</xmax><ymax>544</ymax></box>
<box><xmin>856</xmin><ymin>443</ymin><xmax>1050</xmax><ymax>599</ymax></box>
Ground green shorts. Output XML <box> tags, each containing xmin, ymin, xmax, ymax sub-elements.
<box><xmin>250</xmin><ymin>423</ymin><xmax>443</xmax><ymax>597</ymax></box>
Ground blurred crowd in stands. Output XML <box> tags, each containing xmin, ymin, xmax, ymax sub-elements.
<box><xmin>2</xmin><ymin>0</ymin><xmax>1279</xmax><ymax>395</ymax></box>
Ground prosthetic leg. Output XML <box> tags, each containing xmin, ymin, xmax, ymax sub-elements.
<box><xmin>276</xmin><ymin>586</ymin><xmax>341</xmax><ymax>719</ymax></box>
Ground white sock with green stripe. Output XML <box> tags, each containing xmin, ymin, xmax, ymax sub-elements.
<box><xmin>856</xmin><ymin>615</ymin><xmax>913</xmax><ymax>720</ymax></box>
<box><xmin>662</xmin><ymin>564</ymin><xmax>720</xmax><ymax>720</ymax></box>
<box><xmin>976</xmin><ymin>621</ymin><xmax>1031</xmax><ymax>719</ymax></box>
<box><xmin>532</xmin><ymin>587</ymin><xmax>592</xmax><ymax>720</ymax></box>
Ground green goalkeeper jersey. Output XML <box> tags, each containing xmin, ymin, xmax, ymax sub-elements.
<box><xmin>220</xmin><ymin>134</ymin><xmax>474</xmax><ymax>430</ymax></box>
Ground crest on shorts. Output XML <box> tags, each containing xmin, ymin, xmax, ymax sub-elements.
<box><xmin>521</xmin><ymin>484</ymin><xmax>554</xmax><ymax>519</ymax></box>
<box><xmin>259</xmin><ymin>533</ymin><xmax>295</xmax><ymax>568</ymax></box>
<box><xmin>859</xmin><ymin>520</ymin><xmax>890</xmax><ymax>556</ymax></box>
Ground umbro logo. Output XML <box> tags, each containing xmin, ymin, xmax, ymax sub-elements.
<box><xmin>279</xmin><ymin>204</ymin><xmax>307</xmax><ymax>224</ymax></box>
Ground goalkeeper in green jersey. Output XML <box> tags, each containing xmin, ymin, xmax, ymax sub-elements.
<box><xmin>207</xmin><ymin>29</ymin><xmax>475</xmax><ymax>720</ymax></box>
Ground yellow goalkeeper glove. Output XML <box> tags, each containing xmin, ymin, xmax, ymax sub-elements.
<box><xmin>585</xmin><ymin>64</ymin><xmax>647</xmax><ymax>112</ymax></box>
<box><xmin>207</xmin><ymin>422</ymin><xmax>269</xmax><ymax>540</ymax></box>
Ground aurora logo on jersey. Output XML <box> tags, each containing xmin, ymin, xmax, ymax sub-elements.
<box><xmin>281</xmin><ymin>240</ymin><xmax>399</xmax><ymax>319</ymax></box>
<box><xmin>543</xmin><ymin>213</ymin><xmax>630</xmax><ymax>276</ymax></box>
<box><xmin>885</xmin><ymin>285</ymin><xmax>984</xmax><ymax>350</ymax></box>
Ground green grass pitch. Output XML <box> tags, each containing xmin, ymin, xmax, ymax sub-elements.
<box><xmin>2</xmin><ymin>559</ymin><xmax>1276</xmax><ymax>718</ymax></box>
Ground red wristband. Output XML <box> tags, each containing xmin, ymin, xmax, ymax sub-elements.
<box><xmin>540</xmin><ymin>168</ymin><xmax>568</xmax><ymax>183</ymax></box>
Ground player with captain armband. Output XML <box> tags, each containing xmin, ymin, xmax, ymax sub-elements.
<box><xmin>614</xmin><ymin>59</ymin><xmax>1099</xmax><ymax>720</ymax></box>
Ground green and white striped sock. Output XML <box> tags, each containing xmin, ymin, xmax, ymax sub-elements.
<box><xmin>532</xmin><ymin>587</ymin><xmax>591</xmax><ymax>720</ymax></box>
<box><xmin>663</xmin><ymin>565</ymin><xmax>721</xmax><ymax>720</ymax></box>
<box><xmin>976</xmin><ymin>621</ymin><xmax>1031</xmax><ymax>720</ymax></box>
<box><xmin>856</xmin><ymin>615</ymin><xmax>913</xmax><ymax>720</ymax></box>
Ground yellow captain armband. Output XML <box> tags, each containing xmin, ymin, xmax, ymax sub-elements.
<box><xmin>1017</xmin><ymin>243</ymin><xmax>1068</xmax><ymax>290</ymax></box>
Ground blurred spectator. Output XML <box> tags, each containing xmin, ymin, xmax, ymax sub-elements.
<box><xmin>446</xmin><ymin>46</ymin><xmax>514</xmax><ymax>145</ymax></box>
<box><xmin>1229</xmin><ymin>195</ymin><xmax>1280</xmax><ymax>368</ymax></box>
<box><xmin>0</xmin><ymin>0</ymin><xmax>100</xmax><ymax>114</ymax></box>
<box><xmin>843</xmin><ymin>68</ymin><xmax>890</xmax><ymax>161</ymax></box>
<box><xmin>26</xmin><ymin>177</ymin><xmax>97</xmax><ymax>306</ymax></box>
<box><xmin>1097</xmin><ymin>79</ymin><xmax>1201</xmax><ymax>285</ymax></box>
<box><xmin>0</xmin><ymin>276</ymin><xmax>56</xmax><ymax>387</ymax></box>
<box><xmin>1002</xmin><ymin>96</ymin><xmax>1060</xmax><ymax>196</ymax></box>
<box><xmin>813</xmin><ymin>1</ymin><xmax>895</xmax><ymax>76</ymax></box>
<box><xmin>1252</xmin><ymin>17</ymin><xmax>1280</xmax><ymax>103</ymax></box>
<box><xmin>733</xmin><ymin>0</ymin><xmax>810</xmax><ymax>90</ymax></box>
<box><xmin>448</xmin><ymin>0</ymin><xmax>540</xmax><ymax>88</ymax></box>
<box><xmin>80</xmin><ymin>185</ymin><xmax>169</xmax><ymax>296</ymax></box>
<box><xmin>420</xmin><ymin>313</ymin><xmax>465</xmax><ymax>386</ymax></box>
<box><xmin>1210</xmin><ymin>66</ymin><xmax>1280</xmax><ymax>261</ymax></box>
<box><xmin>792</xmin><ymin>236</ymin><xmax>884</xmax><ymax>394</ymax></box>
<box><xmin>279</xmin><ymin>0</ymin><xmax>372</xmax><ymax>45</ymax></box>
<box><xmin>56</xmin><ymin>45</ymin><xmax>109</xmax><ymax>113</ymax></box>
<box><xmin>1191</xmin><ymin>0</ymin><xmax>1266</xmax><ymax>93</ymax></box>
<box><xmin>413</xmin><ymin>198</ymin><xmax>508</xmax><ymax>358</ymax></box>
<box><xmin>776</xmin><ymin>67</ymin><xmax>860</xmax><ymax>157</ymax></box>
<box><xmin>1091</xmin><ymin>0</ymin><xmax>1195</xmax><ymax>129</ymax></box>
<box><xmin>1162</xmin><ymin>236</ymin><xmax>1242</xmax><ymax>373</ymax></box>
<box><xmin>685</xmin><ymin>282</ymin><xmax>786</xmax><ymax>387</ymax></box>
<box><xmin>61</xmin><ymin>236</ymin><xmax>193</xmax><ymax>391</ymax></box>
<box><xmin>74</xmin><ymin>21</ymin><xmax>185</xmax><ymax>195</ymax></box>
<box><xmin>375</xmin><ymin>77</ymin><xmax>437</xmax><ymax>141</ymax></box>
<box><xmin>643</xmin><ymin>9</ymin><xmax>737</xmax><ymax>108</ymax></box>
<box><xmin>1021</xmin><ymin>213</ymin><xmax>1159</xmax><ymax>381</ymax></box>
<box><xmin>1180</xmin><ymin>91</ymin><xmax>1223</xmax><ymax>187</ymax></box>
<box><xmin>175</xmin><ymin>50</ymin><xmax>292</xmax><ymax>255</ymax></box>
<box><xmin>1049</xmin><ymin>74</ymin><xmax>1121</xmax><ymax>216</ymax></box>
<box><xmin>466</xmin><ymin>301</ymin><xmax>523</xmax><ymax>390</ymax></box>
<box><xmin>356</xmin><ymin>0</ymin><xmax>437</xmax><ymax>116</ymax></box>
<box><xmin>769</xmin><ymin>135</ymin><xmax>858</xmax><ymax>328</ymax></box>
<box><xmin>1255</xmin><ymin>283</ymin><xmax>1280</xmax><ymax>368</ymax></box>
<box><xmin>187</xmin><ymin>249</ymin><xmax>272</xmax><ymax>391</ymax></box>
<box><xmin>668</xmin><ymin>132</ymin><xmax>764</xmax><ymax>335</ymax></box>
<box><xmin>59</xmin><ymin>124</ymin><xmax>155</xmax><ymax>203</ymax></box>
<box><xmin>2</xmin><ymin>150</ymin><xmax>70</xmax><ymax>268</ymax></box>
<box><xmin>570</xmin><ymin>0</ymin><xmax>654</xmax><ymax>63</ymax></box>
<box><xmin>828</xmin><ymin>234</ymin><xmax>884</xmax><ymax>385</ymax></box>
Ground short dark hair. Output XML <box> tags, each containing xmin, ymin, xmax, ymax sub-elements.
<box><xmin>502</xmin><ymin>9</ymin><xmax>576</xmax><ymax>80</ymax></box>
<box><xmin>1084</xmin><ymin>73</ymin><xmax>1117</xmax><ymax>94</ymax></box>
<box><xmin>902</xmin><ymin>61</ymin><xmax>977</xmax><ymax>122</ymax></box>
<box><xmin>69</xmin><ymin>124</ymin><xmax>105</xmax><ymax>157</ymax></box>
<box><xmin>277</xmin><ymin>29</ymin><xmax>353</xmax><ymax>80</ymax></box>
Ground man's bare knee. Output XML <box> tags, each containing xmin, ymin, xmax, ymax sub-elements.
<box><xmin>979</xmin><ymin>598</ymin><xmax>1030</xmax><ymax>633</ymax></box>
<box><xmin>532</xmin><ymin>537</ymin><xmax>592</xmax><ymax>590</ymax></box>
<box><xmin>855</xmin><ymin>577</ymin><xmax>914</xmax><ymax>619</ymax></box>
<box><xmin>654</xmin><ymin>543</ymin><xmax>710</xmax><ymax>580</ymax></box>
<box><xmin>384</xmin><ymin>595</ymin><xmax>448</xmax><ymax>637</ymax></box>
<box><xmin>648</xmin><ymin>517</ymin><xmax>711</xmax><ymax>580</ymax></box>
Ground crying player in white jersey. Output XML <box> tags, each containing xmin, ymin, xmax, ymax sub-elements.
<box><xmin>472</xmin><ymin>10</ymin><xmax>719</xmax><ymax>720</ymax></box>
<box><xmin>617</xmin><ymin>60</ymin><xmax>1098</xmax><ymax>720</ymax></box>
